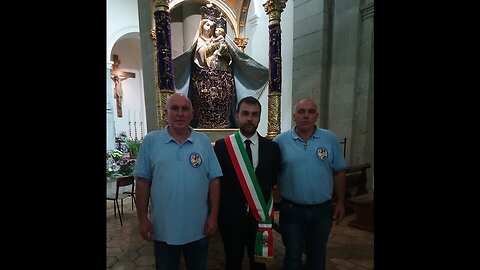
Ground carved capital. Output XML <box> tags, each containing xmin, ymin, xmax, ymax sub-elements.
<box><xmin>234</xmin><ymin>37</ymin><xmax>248</xmax><ymax>52</ymax></box>
<box><xmin>154</xmin><ymin>0</ymin><xmax>170</xmax><ymax>12</ymax></box>
<box><xmin>263</xmin><ymin>0</ymin><xmax>287</xmax><ymax>25</ymax></box>
<box><xmin>360</xmin><ymin>2</ymin><xmax>374</xmax><ymax>20</ymax></box>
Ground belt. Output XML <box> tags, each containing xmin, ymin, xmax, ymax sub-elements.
<box><xmin>282</xmin><ymin>198</ymin><xmax>331</xmax><ymax>209</ymax></box>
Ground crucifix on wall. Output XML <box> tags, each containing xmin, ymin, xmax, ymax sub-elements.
<box><xmin>110</xmin><ymin>54</ymin><xmax>135</xmax><ymax>117</ymax></box>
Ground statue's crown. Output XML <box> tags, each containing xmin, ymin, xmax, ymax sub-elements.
<box><xmin>216</xmin><ymin>16</ymin><xmax>226</xmax><ymax>30</ymax></box>
<box><xmin>200</xmin><ymin>3</ymin><xmax>226</xmax><ymax>30</ymax></box>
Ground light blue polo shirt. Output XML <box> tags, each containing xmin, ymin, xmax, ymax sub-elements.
<box><xmin>134</xmin><ymin>126</ymin><xmax>222</xmax><ymax>244</ymax></box>
<box><xmin>273</xmin><ymin>127</ymin><xmax>347</xmax><ymax>205</ymax></box>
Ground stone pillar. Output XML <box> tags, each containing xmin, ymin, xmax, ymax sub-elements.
<box><xmin>353</xmin><ymin>0</ymin><xmax>374</xmax><ymax>190</ymax></box>
<box><xmin>153</xmin><ymin>0</ymin><xmax>175</xmax><ymax>129</ymax></box>
<box><xmin>138</xmin><ymin>0</ymin><xmax>157</xmax><ymax>133</ymax></box>
<box><xmin>263</xmin><ymin>0</ymin><xmax>287</xmax><ymax>139</ymax></box>
<box><xmin>106</xmin><ymin>61</ymin><xmax>116</xmax><ymax>150</ymax></box>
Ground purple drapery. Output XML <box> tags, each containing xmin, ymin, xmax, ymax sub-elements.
<box><xmin>268</xmin><ymin>24</ymin><xmax>282</xmax><ymax>93</ymax></box>
<box><xmin>154</xmin><ymin>10</ymin><xmax>175</xmax><ymax>91</ymax></box>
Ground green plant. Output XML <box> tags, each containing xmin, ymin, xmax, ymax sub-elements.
<box><xmin>117</xmin><ymin>158</ymin><xmax>136</xmax><ymax>176</ymax></box>
<box><xmin>106</xmin><ymin>149</ymin><xmax>136</xmax><ymax>177</ymax></box>
<box><xmin>127</xmin><ymin>140</ymin><xmax>140</xmax><ymax>158</ymax></box>
<box><xmin>118</xmin><ymin>132</ymin><xmax>140</xmax><ymax>158</ymax></box>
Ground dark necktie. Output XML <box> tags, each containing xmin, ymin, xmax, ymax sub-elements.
<box><xmin>245</xmin><ymin>139</ymin><xmax>253</xmax><ymax>167</ymax></box>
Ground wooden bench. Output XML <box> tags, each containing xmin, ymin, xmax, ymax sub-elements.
<box><xmin>337</xmin><ymin>162</ymin><xmax>373</xmax><ymax>232</ymax></box>
<box><xmin>347</xmin><ymin>192</ymin><xmax>374</xmax><ymax>232</ymax></box>
<box><xmin>339</xmin><ymin>163</ymin><xmax>371</xmax><ymax>206</ymax></box>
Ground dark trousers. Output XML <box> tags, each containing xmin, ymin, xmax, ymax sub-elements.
<box><xmin>219</xmin><ymin>212</ymin><xmax>267</xmax><ymax>270</ymax></box>
<box><xmin>280</xmin><ymin>200</ymin><xmax>333</xmax><ymax>270</ymax></box>
<box><xmin>153</xmin><ymin>237</ymin><xmax>209</xmax><ymax>270</ymax></box>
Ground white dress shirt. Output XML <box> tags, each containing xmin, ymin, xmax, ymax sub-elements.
<box><xmin>238</xmin><ymin>131</ymin><xmax>259</xmax><ymax>170</ymax></box>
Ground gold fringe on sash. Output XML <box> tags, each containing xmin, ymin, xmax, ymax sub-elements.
<box><xmin>254</xmin><ymin>255</ymin><xmax>274</xmax><ymax>263</ymax></box>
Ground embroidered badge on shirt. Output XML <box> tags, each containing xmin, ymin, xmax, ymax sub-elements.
<box><xmin>316</xmin><ymin>147</ymin><xmax>328</xmax><ymax>160</ymax></box>
<box><xmin>190</xmin><ymin>152</ymin><xmax>202</xmax><ymax>168</ymax></box>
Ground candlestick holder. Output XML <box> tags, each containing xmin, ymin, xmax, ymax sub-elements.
<box><xmin>134</xmin><ymin>121</ymin><xmax>138</xmax><ymax>141</ymax></box>
<box><xmin>113</xmin><ymin>119</ymin><xmax>117</xmax><ymax>139</ymax></box>
<box><xmin>128</xmin><ymin>121</ymin><xmax>132</xmax><ymax>140</ymax></box>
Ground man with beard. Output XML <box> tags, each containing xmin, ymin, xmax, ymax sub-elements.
<box><xmin>214</xmin><ymin>96</ymin><xmax>282</xmax><ymax>269</ymax></box>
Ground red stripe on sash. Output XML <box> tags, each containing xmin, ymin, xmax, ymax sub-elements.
<box><xmin>225</xmin><ymin>135</ymin><xmax>261</xmax><ymax>221</ymax></box>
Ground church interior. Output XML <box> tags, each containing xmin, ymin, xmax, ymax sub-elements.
<box><xmin>107</xmin><ymin>0</ymin><xmax>374</xmax><ymax>269</ymax></box>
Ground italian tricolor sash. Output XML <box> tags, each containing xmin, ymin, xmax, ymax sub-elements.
<box><xmin>225</xmin><ymin>131</ymin><xmax>274</xmax><ymax>262</ymax></box>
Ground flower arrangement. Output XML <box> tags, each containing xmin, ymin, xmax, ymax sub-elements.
<box><xmin>106</xmin><ymin>149</ymin><xmax>136</xmax><ymax>177</ymax></box>
<box><xmin>117</xmin><ymin>132</ymin><xmax>140</xmax><ymax>158</ymax></box>
<box><xmin>107</xmin><ymin>131</ymin><xmax>141</xmax><ymax>178</ymax></box>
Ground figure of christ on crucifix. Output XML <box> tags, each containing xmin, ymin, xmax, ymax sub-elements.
<box><xmin>110</xmin><ymin>54</ymin><xmax>135</xmax><ymax>117</ymax></box>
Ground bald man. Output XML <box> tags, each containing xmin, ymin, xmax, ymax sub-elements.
<box><xmin>273</xmin><ymin>98</ymin><xmax>347</xmax><ymax>270</ymax></box>
<box><xmin>134</xmin><ymin>93</ymin><xmax>222</xmax><ymax>270</ymax></box>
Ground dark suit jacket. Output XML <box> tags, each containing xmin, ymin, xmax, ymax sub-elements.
<box><xmin>214</xmin><ymin>133</ymin><xmax>282</xmax><ymax>224</ymax></box>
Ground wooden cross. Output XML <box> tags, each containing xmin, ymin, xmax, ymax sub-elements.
<box><xmin>110</xmin><ymin>55</ymin><xmax>136</xmax><ymax>117</ymax></box>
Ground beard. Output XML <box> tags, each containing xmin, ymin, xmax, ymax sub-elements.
<box><xmin>240</xmin><ymin>123</ymin><xmax>257</xmax><ymax>137</ymax></box>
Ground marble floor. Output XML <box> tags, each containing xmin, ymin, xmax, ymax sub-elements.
<box><xmin>107</xmin><ymin>199</ymin><xmax>373</xmax><ymax>270</ymax></box>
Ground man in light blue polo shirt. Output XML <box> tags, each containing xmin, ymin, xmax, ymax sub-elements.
<box><xmin>273</xmin><ymin>97</ymin><xmax>347</xmax><ymax>270</ymax></box>
<box><xmin>134</xmin><ymin>93</ymin><xmax>222</xmax><ymax>270</ymax></box>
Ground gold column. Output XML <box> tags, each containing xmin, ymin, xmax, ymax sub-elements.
<box><xmin>263</xmin><ymin>0</ymin><xmax>287</xmax><ymax>139</ymax></box>
<box><xmin>152</xmin><ymin>0</ymin><xmax>174</xmax><ymax>129</ymax></box>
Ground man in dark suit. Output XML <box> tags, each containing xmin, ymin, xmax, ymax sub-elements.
<box><xmin>214</xmin><ymin>96</ymin><xmax>282</xmax><ymax>270</ymax></box>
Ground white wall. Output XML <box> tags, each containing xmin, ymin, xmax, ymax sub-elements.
<box><xmin>107</xmin><ymin>0</ymin><xmax>146</xmax><ymax>146</ymax></box>
<box><xmin>107</xmin><ymin>0</ymin><xmax>141</xmax><ymax>61</ymax></box>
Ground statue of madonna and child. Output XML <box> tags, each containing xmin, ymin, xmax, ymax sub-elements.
<box><xmin>173</xmin><ymin>3</ymin><xmax>268</xmax><ymax>129</ymax></box>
